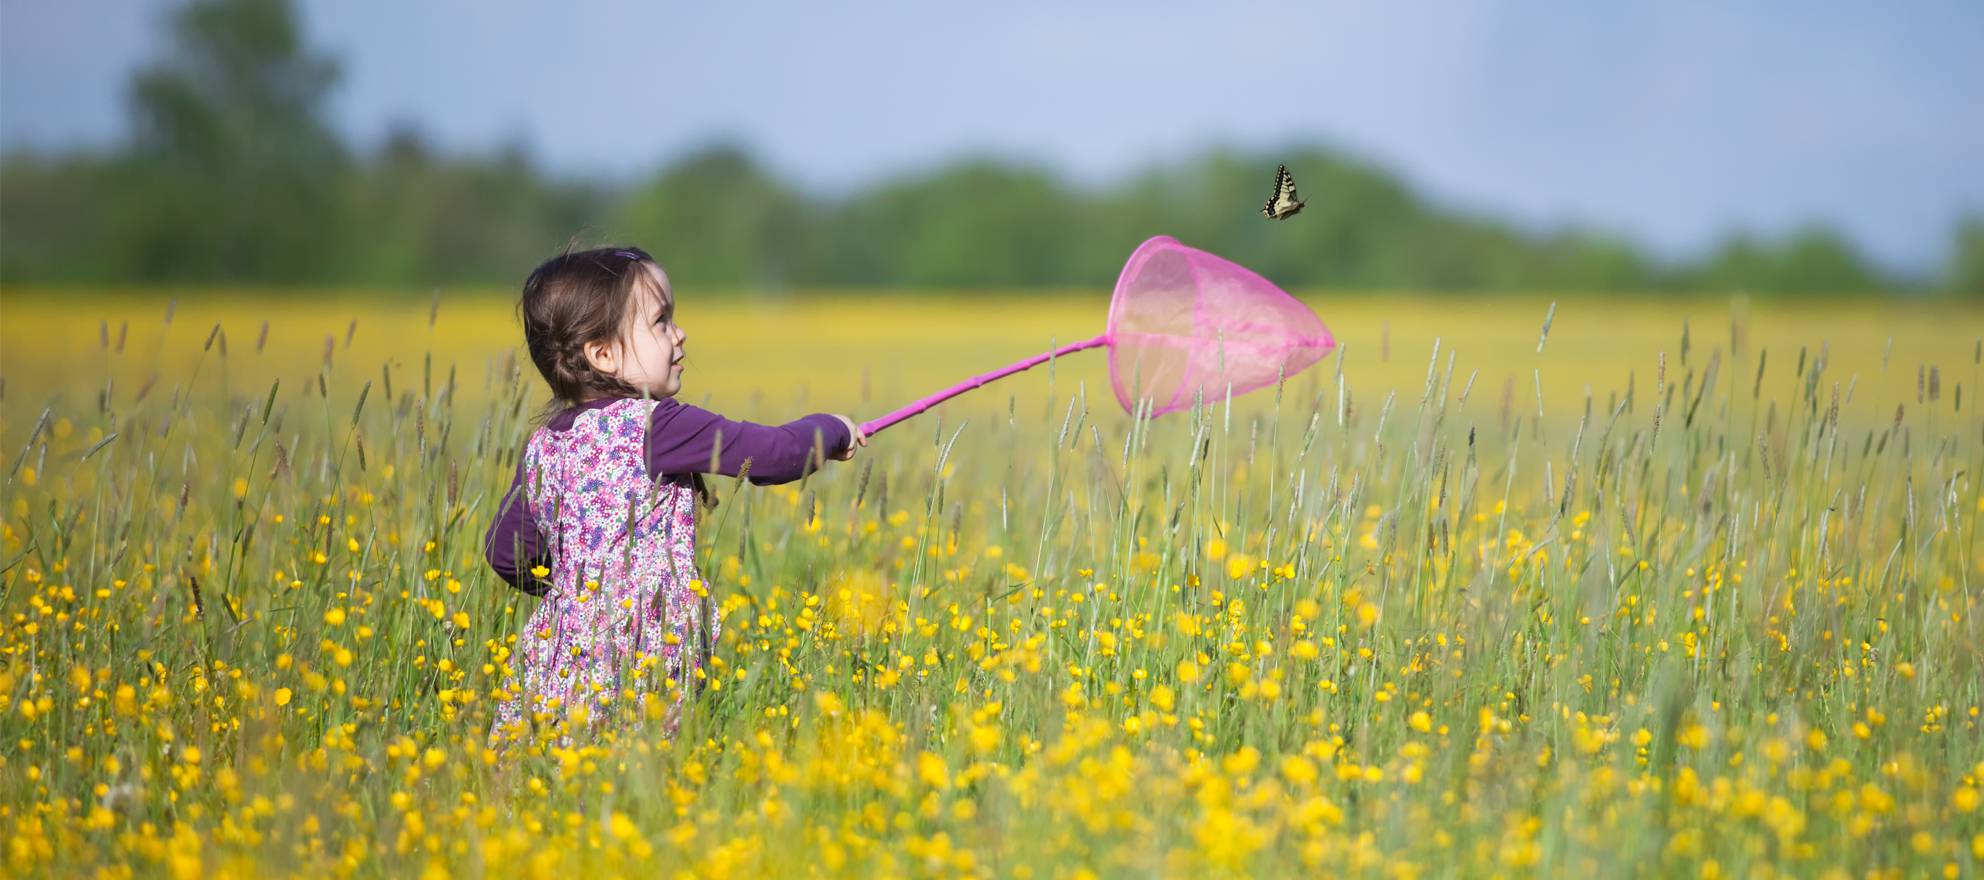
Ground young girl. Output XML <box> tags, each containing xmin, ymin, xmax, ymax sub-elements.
<box><xmin>483</xmin><ymin>246</ymin><xmax>866</xmax><ymax>739</ymax></box>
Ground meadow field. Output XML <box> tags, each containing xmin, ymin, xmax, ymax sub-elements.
<box><xmin>1</xmin><ymin>288</ymin><xmax>1981</xmax><ymax>878</ymax></box>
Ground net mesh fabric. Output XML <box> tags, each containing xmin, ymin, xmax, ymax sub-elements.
<box><xmin>1106</xmin><ymin>236</ymin><xmax>1336</xmax><ymax>416</ymax></box>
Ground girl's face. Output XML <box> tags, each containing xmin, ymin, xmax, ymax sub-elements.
<box><xmin>585</xmin><ymin>262</ymin><xmax>687</xmax><ymax>399</ymax></box>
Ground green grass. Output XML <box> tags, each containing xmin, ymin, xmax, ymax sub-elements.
<box><xmin>1</xmin><ymin>291</ymin><xmax>1981</xmax><ymax>878</ymax></box>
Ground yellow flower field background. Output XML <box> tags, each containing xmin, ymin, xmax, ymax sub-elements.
<box><xmin>2</xmin><ymin>288</ymin><xmax>1982</xmax><ymax>878</ymax></box>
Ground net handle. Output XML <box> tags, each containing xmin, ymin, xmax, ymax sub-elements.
<box><xmin>860</xmin><ymin>334</ymin><xmax>1109</xmax><ymax>436</ymax></box>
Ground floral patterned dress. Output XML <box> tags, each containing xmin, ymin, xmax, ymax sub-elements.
<box><xmin>490</xmin><ymin>398</ymin><xmax>712</xmax><ymax>737</ymax></box>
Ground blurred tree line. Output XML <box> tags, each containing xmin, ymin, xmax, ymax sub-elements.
<box><xmin>3</xmin><ymin>0</ymin><xmax>1979</xmax><ymax>297</ymax></box>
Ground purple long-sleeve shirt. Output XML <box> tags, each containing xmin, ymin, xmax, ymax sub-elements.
<box><xmin>482</xmin><ymin>397</ymin><xmax>852</xmax><ymax>594</ymax></box>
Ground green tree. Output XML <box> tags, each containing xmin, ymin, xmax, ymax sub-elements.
<box><xmin>1080</xmin><ymin>147</ymin><xmax>1434</xmax><ymax>291</ymax></box>
<box><xmin>613</xmin><ymin>145</ymin><xmax>815</xmax><ymax>290</ymax></box>
<box><xmin>1774</xmin><ymin>224</ymin><xmax>1878</xmax><ymax>294</ymax></box>
<box><xmin>822</xmin><ymin>160</ymin><xmax>1085</xmax><ymax>288</ymax></box>
<box><xmin>0</xmin><ymin>154</ymin><xmax>122</xmax><ymax>282</ymax></box>
<box><xmin>1947</xmin><ymin>215</ymin><xmax>1984</xmax><ymax>297</ymax></box>
<box><xmin>1694</xmin><ymin>233</ymin><xmax>1781</xmax><ymax>294</ymax></box>
<box><xmin>119</xmin><ymin>0</ymin><xmax>350</xmax><ymax>281</ymax></box>
<box><xmin>345</xmin><ymin>125</ymin><xmax>605</xmax><ymax>285</ymax></box>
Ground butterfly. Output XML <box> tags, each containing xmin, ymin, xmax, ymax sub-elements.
<box><xmin>1260</xmin><ymin>163</ymin><xmax>1305</xmax><ymax>220</ymax></box>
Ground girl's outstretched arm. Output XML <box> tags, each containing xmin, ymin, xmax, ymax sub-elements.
<box><xmin>646</xmin><ymin>398</ymin><xmax>854</xmax><ymax>485</ymax></box>
<box><xmin>483</xmin><ymin>457</ymin><xmax>551</xmax><ymax>595</ymax></box>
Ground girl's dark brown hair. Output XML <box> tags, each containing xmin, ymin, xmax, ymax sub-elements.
<box><xmin>519</xmin><ymin>245</ymin><xmax>659</xmax><ymax>411</ymax></box>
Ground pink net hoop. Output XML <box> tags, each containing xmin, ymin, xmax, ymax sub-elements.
<box><xmin>858</xmin><ymin>235</ymin><xmax>1335</xmax><ymax>436</ymax></box>
<box><xmin>1105</xmin><ymin>235</ymin><xmax>1336</xmax><ymax>417</ymax></box>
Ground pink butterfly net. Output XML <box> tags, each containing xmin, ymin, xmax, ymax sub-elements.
<box><xmin>862</xmin><ymin>235</ymin><xmax>1336</xmax><ymax>435</ymax></box>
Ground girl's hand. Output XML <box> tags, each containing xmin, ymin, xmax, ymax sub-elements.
<box><xmin>831</xmin><ymin>415</ymin><xmax>868</xmax><ymax>461</ymax></box>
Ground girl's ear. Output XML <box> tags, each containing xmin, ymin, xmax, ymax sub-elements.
<box><xmin>583</xmin><ymin>337</ymin><xmax>620</xmax><ymax>377</ymax></box>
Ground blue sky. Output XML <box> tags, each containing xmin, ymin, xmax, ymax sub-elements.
<box><xmin>4</xmin><ymin>0</ymin><xmax>1981</xmax><ymax>272</ymax></box>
